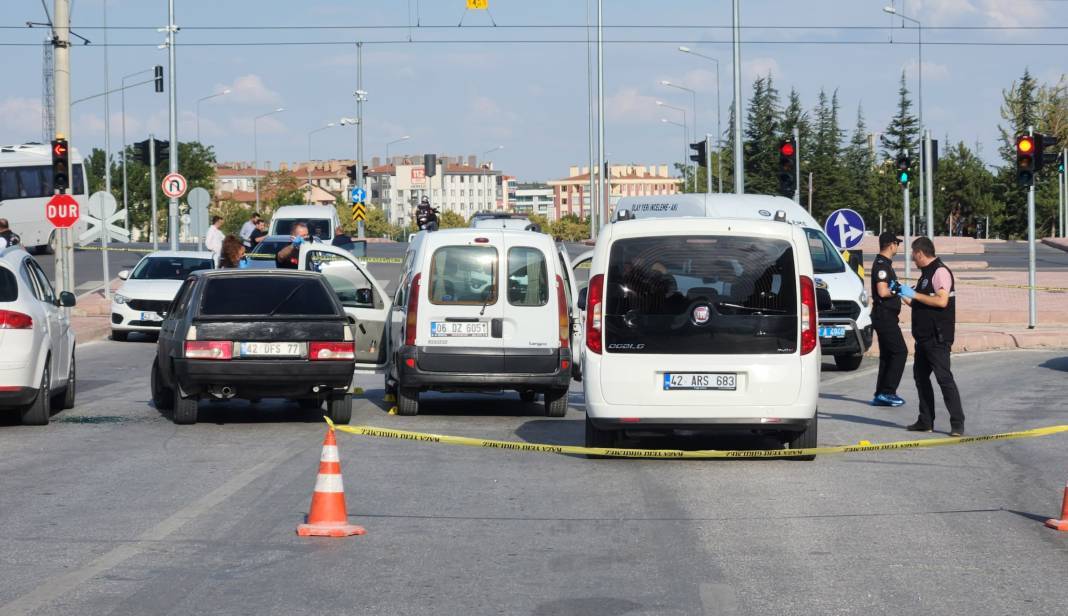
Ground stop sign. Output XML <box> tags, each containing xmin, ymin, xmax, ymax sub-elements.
<box><xmin>46</xmin><ymin>194</ymin><xmax>80</xmax><ymax>228</ymax></box>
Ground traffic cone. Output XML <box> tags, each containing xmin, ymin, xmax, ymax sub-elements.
<box><xmin>1045</xmin><ymin>481</ymin><xmax>1068</xmax><ymax>532</ymax></box>
<box><xmin>297</xmin><ymin>427</ymin><xmax>366</xmax><ymax>537</ymax></box>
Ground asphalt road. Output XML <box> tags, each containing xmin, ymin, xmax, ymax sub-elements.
<box><xmin>1</xmin><ymin>344</ymin><xmax>1066</xmax><ymax>615</ymax></box>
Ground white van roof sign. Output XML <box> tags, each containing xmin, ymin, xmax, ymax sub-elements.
<box><xmin>614</xmin><ymin>194</ymin><xmax>819</xmax><ymax>229</ymax></box>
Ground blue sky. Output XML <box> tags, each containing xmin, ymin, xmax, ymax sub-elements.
<box><xmin>1</xmin><ymin>0</ymin><xmax>1065</xmax><ymax>181</ymax></box>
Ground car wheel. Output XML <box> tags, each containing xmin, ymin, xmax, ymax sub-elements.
<box><xmin>172</xmin><ymin>386</ymin><xmax>198</xmax><ymax>425</ymax></box>
<box><xmin>833</xmin><ymin>353</ymin><xmax>863</xmax><ymax>371</ymax></box>
<box><xmin>584</xmin><ymin>415</ymin><xmax>617</xmax><ymax>458</ymax></box>
<box><xmin>396</xmin><ymin>387</ymin><xmax>420</xmax><ymax>416</ymax></box>
<box><xmin>52</xmin><ymin>353</ymin><xmax>76</xmax><ymax>410</ymax></box>
<box><xmin>519</xmin><ymin>389</ymin><xmax>538</xmax><ymax>403</ymax></box>
<box><xmin>111</xmin><ymin>330</ymin><xmax>129</xmax><ymax>342</ymax></box>
<box><xmin>787</xmin><ymin>417</ymin><xmax>818</xmax><ymax>461</ymax></box>
<box><xmin>20</xmin><ymin>363</ymin><xmax>51</xmax><ymax>426</ymax></box>
<box><xmin>328</xmin><ymin>394</ymin><xmax>352</xmax><ymax>424</ymax></box>
<box><xmin>151</xmin><ymin>358</ymin><xmax>174</xmax><ymax>411</ymax></box>
<box><xmin>544</xmin><ymin>388</ymin><xmax>569</xmax><ymax>418</ymax></box>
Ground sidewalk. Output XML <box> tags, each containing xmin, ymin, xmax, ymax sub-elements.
<box><xmin>867</xmin><ymin>323</ymin><xmax>1068</xmax><ymax>357</ymax></box>
<box><xmin>71</xmin><ymin>280</ymin><xmax>118</xmax><ymax>344</ymax></box>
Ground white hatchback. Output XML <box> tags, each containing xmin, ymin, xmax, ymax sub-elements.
<box><xmin>0</xmin><ymin>247</ymin><xmax>77</xmax><ymax>425</ymax></box>
<box><xmin>111</xmin><ymin>251</ymin><xmax>214</xmax><ymax>341</ymax></box>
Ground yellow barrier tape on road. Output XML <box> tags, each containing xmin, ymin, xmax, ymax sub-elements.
<box><xmin>323</xmin><ymin>417</ymin><xmax>1068</xmax><ymax>459</ymax></box>
<box><xmin>75</xmin><ymin>245</ymin><xmax>155</xmax><ymax>254</ymax></box>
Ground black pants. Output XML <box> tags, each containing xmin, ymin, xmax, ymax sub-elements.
<box><xmin>873</xmin><ymin>315</ymin><xmax>906</xmax><ymax>396</ymax></box>
<box><xmin>913</xmin><ymin>338</ymin><xmax>965</xmax><ymax>429</ymax></box>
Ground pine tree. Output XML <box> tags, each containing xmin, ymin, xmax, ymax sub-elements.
<box><xmin>881</xmin><ymin>71</ymin><xmax>919</xmax><ymax>161</ymax></box>
<box><xmin>843</xmin><ymin>104</ymin><xmax>875</xmax><ymax>218</ymax></box>
<box><xmin>807</xmin><ymin>89</ymin><xmax>848</xmax><ymax>219</ymax></box>
<box><xmin>742</xmin><ymin>74</ymin><xmax>781</xmax><ymax>195</ymax></box>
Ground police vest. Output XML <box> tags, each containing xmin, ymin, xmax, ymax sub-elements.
<box><xmin>911</xmin><ymin>258</ymin><xmax>956</xmax><ymax>343</ymax></box>
<box><xmin>870</xmin><ymin>254</ymin><xmax>901</xmax><ymax>316</ymax></box>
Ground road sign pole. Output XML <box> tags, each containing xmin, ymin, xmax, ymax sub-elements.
<box><xmin>149</xmin><ymin>135</ymin><xmax>159</xmax><ymax>250</ymax></box>
<box><xmin>166</xmin><ymin>0</ymin><xmax>179</xmax><ymax>251</ymax></box>
<box><xmin>903</xmin><ymin>185</ymin><xmax>911</xmax><ymax>282</ymax></box>
<box><xmin>705</xmin><ymin>133</ymin><xmax>712</xmax><ymax>195</ymax></box>
<box><xmin>793</xmin><ymin>127</ymin><xmax>800</xmax><ymax>204</ymax></box>
<box><xmin>53</xmin><ymin>0</ymin><xmax>75</xmax><ymax>297</ymax></box>
<box><xmin>99</xmin><ymin>195</ymin><xmax>110</xmax><ymax>299</ymax></box>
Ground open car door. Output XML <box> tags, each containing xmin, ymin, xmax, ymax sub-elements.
<box><xmin>299</xmin><ymin>242</ymin><xmax>391</xmax><ymax>373</ymax></box>
<box><xmin>557</xmin><ymin>244</ymin><xmax>585</xmax><ymax>379</ymax></box>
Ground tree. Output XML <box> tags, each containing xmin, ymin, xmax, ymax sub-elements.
<box><xmin>933</xmin><ymin>142</ymin><xmax>997</xmax><ymax>237</ymax></box>
<box><xmin>806</xmin><ymin>89</ymin><xmax>848</xmax><ymax>219</ymax></box>
<box><xmin>260</xmin><ymin>170</ymin><xmax>304</xmax><ymax>208</ymax></box>
<box><xmin>881</xmin><ymin>71</ymin><xmax>919</xmax><ymax>160</ymax></box>
<box><xmin>742</xmin><ymin>75</ymin><xmax>782</xmax><ymax>195</ymax></box>
<box><xmin>995</xmin><ymin>69</ymin><xmax>1044</xmax><ymax>237</ymax></box>
<box><xmin>843</xmin><ymin>104</ymin><xmax>876</xmax><ymax>216</ymax></box>
<box><xmin>114</xmin><ymin>141</ymin><xmax>217</xmax><ymax>239</ymax></box>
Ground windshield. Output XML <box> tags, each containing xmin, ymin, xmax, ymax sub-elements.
<box><xmin>804</xmin><ymin>228</ymin><xmax>847</xmax><ymax>274</ymax></box>
<box><xmin>428</xmin><ymin>245</ymin><xmax>499</xmax><ymax>305</ymax></box>
<box><xmin>274</xmin><ymin>218</ymin><xmax>333</xmax><ymax>239</ymax></box>
<box><xmin>131</xmin><ymin>257</ymin><xmax>213</xmax><ymax>280</ymax></box>
<box><xmin>604</xmin><ymin>235</ymin><xmax>797</xmax><ymax>355</ymax></box>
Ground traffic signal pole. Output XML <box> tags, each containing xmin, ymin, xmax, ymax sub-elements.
<box><xmin>149</xmin><ymin>136</ymin><xmax>159</xmax><ymax>250</ymax></box>
<box><xmin>53</xmin><ymin>0</ymin><xmax>74</xmax><ymax>296</ymax></box>
<box><xmin>1027</xmin><ymin>126</ymin><xmax>1036</xmax><ymax>329</ymax></box>
<box><xmin>924</xmin><ymin>131</ymin><xmax>934</xmax><ymax>237</ymax></box>
<box><xmin>705</xmin><ymin>134</ymin><xmax>712</xmax><ymax>194</ymax></box>
<box><xmin>793</xmin><ymin>127</ymin><xmax>800</xmax><ymax>203</ymax></box>
<box><xmin>903</xmin><ymin>184</ymin><xmax>911</xmax><ymax>282</ymax></box>
<box><xmin>165</xmin><ymin>0</ymin><xmax>179</xmax><ymax>251</ymax></box>
<box><xmin>356</xmin><ymin>41</ymin><xmax>366</xmax><ymax>240</ymax></box>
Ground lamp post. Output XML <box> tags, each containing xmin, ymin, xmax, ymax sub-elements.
<box><xmin>678</xmin><ymin>46</ymin><xmax>722</xmax><ymax>193</ymax></box>
<box><xmin>482</xmin><ymin>145</ymin><xmax>504</xmax><ymax>159</ymax></box>
<box><xmin>385</xmin><ymin>136</ymin><xmax>410</xmax><ymax>161</ymax></box>
<box><xmin>883</xmin><ymin>4</ymin><xmax>927</xmax><ymax>236</ymax></box>
<box><xmin>195</xmin><ymin>88</ymin><xmax>230</xmax><ymax>144</ymax></box>
<box><xmin>253</xmin><ymin>107</ymin><xmax>285</xmax><ymax>211</ymax></box>
<box><xmin>657</xmin><ymin>101</ymin><xmax>689</xmax><ymax>191</ymax></box>
<box><xmin>306</xmin><ymin>122</ymin><xmax>336</xmax><ymax>205</ymax></box>
<box><xmin>121</xmin><ymin>67</ymin><xmax>154</xmax><ymax>230</ymax></box>
<box><xmin>661</xmin><ymin>118</ymin><xmax>687</xmax><ymax>189</ymax></box>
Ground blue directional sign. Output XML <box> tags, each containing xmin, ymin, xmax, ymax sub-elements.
<box><xmin>824</xmin><ymin>208</ymin><xmax>866</xmax><ymax>250</ymax></box>
<box><xmin>350</xmin><ymin>186</ymin><xmax>367</xmax><ymax>203</ymax></box>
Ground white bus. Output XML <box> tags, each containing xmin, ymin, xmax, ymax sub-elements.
<box><xmin>0</xmin><ymin>142</ymin><xmax>89</xmax><ymax>253</ymax></box>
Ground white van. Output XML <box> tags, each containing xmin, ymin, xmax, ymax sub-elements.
<box><xmin>581</xmin><ymin>210</ymin><xmax>821</xmax><ymax>457</ymax></box>
<box><xmin>269</xmin><ymin>205</ymin><xmax>341</xmax><ymax>242</ymax></box>
<box><xmin>0</xmin><ymin>143</ymin><xmax>90</xmax><ymax>253</ymax></box>
<box><xmin>615</xmin><ymin>194</ymin><xmax>872</xmax><ymax>370</ymax></box>
<box><xmin>386</xmin><ymin>228</ymin><xmax>576</xmax><ymax>417</ymax></box>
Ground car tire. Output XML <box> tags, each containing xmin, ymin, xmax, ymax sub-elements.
<box><xmin>172</xmin><ymin>387</ymin><xmax>198</xmax><ymax>425</ymax></box>
<box><xmin>151</xmin><ymin>358</ymin><xmax>174</xmax><ymax>411</ymax></box>
<box><xmin>328</xmin><ymin>394</ymin><xmax>352</xmax><ymax>424</ymax></box>
<box><xmin>396</xmin><ymin>387</ymin><xmax>419</xmax><ymax>416</ymax></box>
<box><xmin>544</xmin><ymin>388</ymin><xmax>569</xmax><ymax>418</ymax></box>
<box><xmin>584</xmin><ymin>415</ymin><xmax>617</xmax><ymax>458</ymax></box>
<box><xmin>833</xmin><ymin>353</ymin><xmax>863</xmax><ymax>371</ymax></box>
<box><xmin>20</xmin><ymin>363</ymin><xmax>51</xmax><ymax>426</ymax></box>
<box><xmin>111</xmin><ymin>330</ymin><xmax>128</xmax><ymax>342</ymax></box>
<box><xmin>788</xmin><ymin>417</ymin><xmax>818</xmax><ymax>461</ymax></box>
<box><xmin>52</xmin><ymin>353</ymin><xmax>76</xmax><ymax>410</ymax></box>
<box><xmin>519</xmin><ymin>389</ymin><xmax>538</xmax><ymax>403</ymax></box>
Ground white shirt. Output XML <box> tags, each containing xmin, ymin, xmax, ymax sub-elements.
<box><xmin>239</xmin><ymin>220</ymin><xmax>256</xmax><ymax>241</ymax></box>
<box><xmin>0</xmin><ymin>237</ymin><xmax>7</xmax><ymax>249</ymax></box>
<box><xmin>205</xmin><ymin>225</ymin><xmax>225</xmax><ymax>255</ymax></box>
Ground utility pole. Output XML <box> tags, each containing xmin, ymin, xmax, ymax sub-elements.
<box><xmin>165</xmin><ymin>0</ymin><xmax>179</xmax><ymax>251</ymax></box>
<box><xmin>793</xmin><ymin>126</ymin><xmax>801</xmax><ymax>203</ymax></box>
<box><xmin>1027</xmin><ymin>126</ymin><xmax>1036</xmax><ymax>329</ymax></box>
<box><xmin>53</xmin><ymin>0</ymin><xmax>74</xmax><ymax>296</ymax></box>
<box><xmin>149</xmin><ymin>135</ymin><xmax>159</xmax><ymax>250</ymax></box>
<box><xmin>731</xmin><ymin>0</ymin><xmax>744</xmax><ymax>194</ymax></box>
<box><xmin>705</xmin><ymin>133</ymin><xmax>712</xmax><ymax>194</ymax></box>
<box><xmin>103</xmin><ymin>1</ymin><xmax>111</xmax><ymax>197</ymax></box>
<box><xmin>596</xmin><ymin>0</ymin><xmax>607</xmax><ymax>221</ymax></box>
<box><xmin>356</xmin><ymin>42</ymin><xmax>366</xmax><ymax>239</ymax></box>
<box><xmin>924</xmin><ymin>130</ymin><xmax>934</xmax><ymax>237</ymax></box>
<box><xmin>586</xmin><ymin>0</ymin><xmax>597</xmax><ymax>237</ymax></box>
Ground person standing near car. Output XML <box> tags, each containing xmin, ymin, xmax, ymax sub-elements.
<box><xmin>869</xmin><ymin>232</ymin><xmax>907</xmax><ymax>408</ymax></box>
<box><xmin>275</xmin><ymin>222</ymin><xmax>309</xmax><ymax>269</ymax></box>
<box><xmin>205</xmin><ymin>215</ymin><xmax>225</xmax><ymax>258</ymax></box>
<box><xmin>894</xmin><ymin>237</ymin><xmax>965</xmax><ymax>436</ymax></box>
<box><xmin>239</xmin><ymin>212</ymin><xmax>260</xmax><ymax>248</ymax></box>
<box><xmin>248</xmin><ymin>219</ymin><xmax>269</xmax><ymax>247</ymax></box>
<box><xmin>219</xmin><ymin>235</ymin><xmax>248</xmax><ymax>269</ymax></box>
<box><xmin>0</xmin><ymin>219</ymin><xmax>20</xmax><ymax>248</ymax></box>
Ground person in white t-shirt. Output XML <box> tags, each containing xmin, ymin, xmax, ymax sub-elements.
<box><xmin>205</xmin><ymin>216</ymin><xmax>225</xmax><ymax>257</ymax></box>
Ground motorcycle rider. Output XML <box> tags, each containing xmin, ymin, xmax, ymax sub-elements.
<box><xmin>415</xmin><ymin>196</ymin><xmax>440</xmax><ymax>232</ymax></box>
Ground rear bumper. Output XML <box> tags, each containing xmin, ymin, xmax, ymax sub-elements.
<box><xmin>173</xmin><ymin>358</ymin><xmax>355</xmax><ymax>398</ymax></box>
<box><xmin>588</xmin><ymin>416</ymin><xmax>812</xmax><ymax>433</ymax></box>
<box><xmin>818</xmin><ymin>318</ymin><xmax>872</xmax><ymax>356</ymax></box>
<box><xmin>396</xmin><ymin>345</ymin><xmax>572</xmax><ymax>391</ymax></box>
<box><xmin>0</xmin><ymin>387</ymin><xmax>38</xmax><ymax>407</ymax></box>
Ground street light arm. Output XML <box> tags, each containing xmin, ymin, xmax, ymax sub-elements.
<box><xmin>71</xmin><ymin>78</ymin><xmax>155</xmax><ymax>106</ymax></box>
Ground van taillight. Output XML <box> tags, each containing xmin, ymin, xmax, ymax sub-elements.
<box><xmin>586</xmin><ymin>274</ymin><xmax>604</xmax><ymax>354</ymax></box>
<box><xmin>555</xmin><ymin>275</ymin><xmax>569</xmax><ymax>349</ymax></box>
<box><xmin>184</xmin><ymin>341</ymin><xmax>233</xmax><ymax>360</ymax></box>
<box><xmin>0</xmin><ymin>310</ymin><xmax>33</xmax><ymax>329</ymax></box>
<box><xmin>799</xmin><ymin>275</ymin><xmax>818</xmax><ymax>355</ymax></box>
<box><xmin>405</xmin><ymin>273</ymin><xmax>421</xmax><ymax>346</ymax></box>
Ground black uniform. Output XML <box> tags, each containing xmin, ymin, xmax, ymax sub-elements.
<box><xmin>870</xmin><ymin>254</ymin><xmax>906</xmax><ymax>397</ymax></box>
<box><xmin>911</xmin><ymin>258</ymin><xmax>965</xmax><ymax>431</ymax></box>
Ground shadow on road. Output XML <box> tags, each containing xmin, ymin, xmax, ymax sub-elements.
<box><xmin>819</xmin><ymin>411</ymin><xmax>905</xmax><ymax>429</ymax></box>
<box><xmin>1038</xmin><ymin>356</ymin><xmax>1068</xmax><ymax>373</ymax></box>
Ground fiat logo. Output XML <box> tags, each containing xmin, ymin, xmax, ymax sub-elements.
<box><xmin>692</xmin><ymin>304</ymin><xmax>711</xmax><ymax>325</ymax></box>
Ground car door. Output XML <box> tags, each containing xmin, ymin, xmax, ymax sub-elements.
<box><xmin>300</xmin><ymin>242</ymin><xmax>391</xmax><ymax>371</ymax></box>
<box><xmin>22</xmin><ymin>258</ymin><xmax>67</xmax><ymax>388</ymax></box>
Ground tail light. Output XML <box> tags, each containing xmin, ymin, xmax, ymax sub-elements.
<box><xmin>404</xmin><ymin>273</ymin><xmax>421</xmax><ymax>347</ymax></box>
<box><xmin>184</xmin><ymin>341</ymin><xmax>233</xmax><ymax>360</ymax></box>
<box><xmin>555</xmin><ymin>275</ymin><xmax>570</xmax><ymax>349</ymax></box>
<box><xmin>585</xmin><ymin>274</ymin><xmax>604</xmax><ymax>354</ymax></box>
<box><xmin>310</xmin><ymin>341</ymin><xmax>355</xmax><ymax>361</ymax></box>
<box><xmin>0</xmin><ymin>310</ymin><xmax>33</xmax><ymax>329</ymax></box>
<box><xmin>799</xmin><ymin>275</ymin><xmax>818</xmax><ymax>355</ymax></box>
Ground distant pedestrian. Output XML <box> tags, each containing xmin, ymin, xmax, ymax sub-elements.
<box><xmin>249</xmin><ymin>219</ymin><xmax>269</xmax><ymax>247</ymax></box>
<box><xmin>870</xmin><ymin>232</ymin><xmax>907</xmax><ymax>408</ymax></box>
<box><xmin>0</xmin><ymin>218</ymin><xmax>20</xmax><ymax>249</ymax></box>
<box><xmin>895</xmin><ymin>237</ymin><xmax>965</xmax><ymax>436</ymax></box>
<box><xmin>205</xmin><ymin>215</ymin><xmax>225</xmax><ymax>257</ymax></box>
<box><xmin>239</xmin><ymin>212</ymin><xmax>261</xmax><ymax>248</ymax></box>
<box><xmin>218</xmin><ymin>234</ymin><xmax>247</xmax><ymax>269</ymax></box>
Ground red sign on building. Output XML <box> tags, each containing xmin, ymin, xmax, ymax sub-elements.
<box><xmin>45</xmin><ymin>194</ymin><xmax>80</xmax><ymax>228</ymax></box>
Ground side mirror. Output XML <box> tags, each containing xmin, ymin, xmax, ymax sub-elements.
<box><xmin>117</xmin><ymin>270</ymin><xmax>130</xmax><ymax>281</ymax></box>
<box><xmin>57</xmin><ymin>291</ymin><xmax>76</xmax><ymax>308</ymax></box>
<box><xmin>355</xmin><ymin>288</ymin><xmax>374</xmax><ymax>306</ymax></box>
<box><xmin>577</xmin><ymin>287</ymin><xmax>588</xmax><ymax>311</ymax></box>
<box><xmin>816</xmin><ymin>288</ymin><xmax>833</xmax><ymax>313</ymax></box>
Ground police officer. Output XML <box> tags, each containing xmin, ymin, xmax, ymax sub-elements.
<box><xmin>893</xmin><ymin>237</ymin><xmax>965</xmax><ymax>436</ymax></box>
<box><xmin>870</xmin><ymin>232</ymin><xmax>906</xmax><ymax>407</ymax></box>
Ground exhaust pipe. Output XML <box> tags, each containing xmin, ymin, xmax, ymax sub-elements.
<box><xmin>210</xmin><ymin>386</ymin><xmax>236</xmax><ymax>399</ymax></box>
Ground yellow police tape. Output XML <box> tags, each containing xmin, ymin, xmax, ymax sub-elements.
<box><xmin>322</xmin><ymin>417</ymin><xmax>1068</xmax><ymax>459</ymax></box>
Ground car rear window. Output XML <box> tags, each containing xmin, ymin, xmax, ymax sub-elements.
<box><xmin>604</xmin><ymin>235</ymin><xmax>798</xmax><ymax>355</ymax></box>
<box><xmin>274</xmin><ymin>219</ymin><xmax>332</xmax><ymax>239</ymax></box>
<box><xmin>428</xmin><ymin>245</ymin><xmax>499</xmax><ymax>305</ymax></box>
<box><xmin>199</xmin><ymin>276</ymin><xmax>338</xmax><ymax>316</ymax></box>
<box><xmin>0</xmin><ymin>268</ymin><xmax>17</xmax><ymax>302</ymax></box>
<box><xmin>507</xmin><ymin>246</ymin><xmax>549</xmax><ymax>306</ymax></box>
<box><xmin>132</xmin><ymin>257</ymin><xmax>214</xmax><ymax>280</ymax></box>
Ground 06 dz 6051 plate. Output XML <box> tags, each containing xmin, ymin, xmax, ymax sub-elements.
<box><xmin>663</xmin><ymin>373</ymin><xmax>737</xmax><ymax>391</ymax></box>
<box><xmin>431</xmin><ymin>321</ymin><xmax>489</xmax><ymax>337</ymax></box>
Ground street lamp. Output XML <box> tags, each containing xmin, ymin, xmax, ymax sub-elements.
<box><xmin>661</xmin><ymin>118</ymin><xmax>688</xmax><ymax>192</ymax></box>
<box><xmin>657</xmin><ymin>101</ymin><xmax>689</xmax><ymax>190</ymax></box>
<box><xmin>253</xmin><ymin>107</ymin><xmax>285</xmax><ymax>211</ymax></box>
<box><xmin>195</xmin><ymin>88</ymin><xmax>230</xmax><ymax>144</ymax></box>
<box><xmin>883</xmin><ymin>4</ymin><xmax>928</xmax><ymax>236</ymax></box>
<box><xmin>121</xmin><ymin>67</ymin><xmax>155</xmax><ymax>230</ymax></box>
<box><xmin>306</xmin><ymin>122</ymin><xmax>336</xmax><ymax>204</ymax></box>
<box><xmin>678</xmin><ymin>46</ymin><xmax>723</xmax><ymax>193</ymax></box>
<box><xmin>385</xmin><ymin>135</ymin><xmax>410</xmax><ymax>160</ymax></box>
<box><xmin>482</xmin><ymin>145</ymin><xmax>504</xmax><ymax>159</ymax></box>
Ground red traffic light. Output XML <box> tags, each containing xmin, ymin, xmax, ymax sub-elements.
<box><xmin>52</xmin><ymin>141</ymin><xmax>68</xmax><ymax>157</ymax></box>
<box><xmin>780</xmin><ymin>141</ymin><xmax>795</xmax><ymax>157</ymax></box>
<box><xmin>1017</xmin><ymin>136</ymin><xmax>1034</xmax><ymax>154</ymax></box>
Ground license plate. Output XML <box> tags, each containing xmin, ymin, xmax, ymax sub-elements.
<box><xmin>431</xmin><ymin>321</ymin><xmax>489</xmax><ymax>337</ymax></box>
<box><xmin>140</xmin><ymin>311</ymin><xmax>162</xmax><ymax>322</ymax></box>
<box><xmin>239</xmin><ymin>342</ymin><xmax>306</xmax><ymax>357</ymax></box>
<box><xmin>663</xmin><ymin>373</ymin><xmax>737</xmax><ymax>391</ymax></box>
<box><xmin>819</xmin><ymin>326</ymin><xmax>848</xmax><ymax>338</ymax></box>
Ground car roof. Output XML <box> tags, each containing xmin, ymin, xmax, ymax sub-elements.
<box><xmin>0</xmin><ymin>246</ymin><xmax>31</xmax><ymax>266</ymax></box>
<box><xmin>422</xmin><ymin>228</ymin><xmax>554</xmax><ymax>243</ymax></box>
<box><xmin>615</xmin><ymin>194</ymin><xmax>821</xmax><ymax>229</ymax></box>
<box><xmin>607</xmin><ymin>216</ymin><xmax>804</xmax><ymax>242</ymax></box>
<box><xmin>140</xmin><ymin>250</ymin><xmax>214</xmax><ymax>259</ymax></box>
<box><xmin>193</xmin><ymin>268</ymin><xmax>320</xmax><ymax>279</ymax></box>
<box><xmin>271</xmin><ymin>205</ymin><xmax>338</xmax><ymax>217</ymax></box>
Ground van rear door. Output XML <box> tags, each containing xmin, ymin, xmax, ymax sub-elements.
<box><xmin>501</xmin><ymin>236</ymin><xmax>559</xmax><ymax>371</ymax></box>
<box><xmin>596</xmin><ymin>233</ymin><xmax>803</xmax><ymax>407</ymax></box>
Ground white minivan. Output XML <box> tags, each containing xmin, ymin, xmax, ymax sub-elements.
<box><xmin>269</xmin><ymin>205</ymin><xmax>341</xmax><ymax>242</ymax></box>
<box><xmin>386</xmin><ymin>229</ymin><xmax>576</xmax><ymax>417</ymax></box>
<box><xmin>615</xmin><ymin>194</ymin><xmax>871</xmax><ymax>370</ymax></box>
<box><xmin>581</xmin><ymin>210</ymin><xmax>821</xmax><ymax>457</ymax></box>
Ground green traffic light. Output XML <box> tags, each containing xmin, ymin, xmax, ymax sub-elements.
<box><xmin>898</xmin><ymin>172</ymin><xmax>909</xmax><ymax>183</ymax></box>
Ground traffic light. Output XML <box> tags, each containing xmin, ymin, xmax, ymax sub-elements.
<box><xmin>424</xmin><ymin>154</ymin><xmax>437</xmax><ymax>177</ymax></box>
<box><xmin>346</xmin><ymin>164</ymin><xmax>359</xmax><ymax>182</ymax></box>
<box><xmin>777</xmin><ymin>138</ymin><xmax>796</xmax><ymax>197</ymax></box>
<box><xmin>895</xmin><ymin>154</ymin><xmax>911</xmax><ymax>186</ymax></box>
<box><xmin>1040</xmin><ymin>133</ymin><xmax>1059</xmax><ymax>170</ymax></box>
<box><xmin>51</xmin><ymin>137</ymin><xmax>69</xmax><ymax>192</ymax></box>
<box><xmin>689</xmin><ymin>139</ymin><xmax>708</xmax><ymax>168</ymax></box>
<box><xmin>1017</xmin><ymin>134</ymin><xmax>1036</xmax><ymax>187</ymax></box>
<box><xmin>154</xmin><ymin>65</ymin><xmax>164</xmax><ymax>93</ymax></box>
<box><xmin>920</xmin><ymin>139</ymin><xmax>939</xmax><ymax>175</ymax></box>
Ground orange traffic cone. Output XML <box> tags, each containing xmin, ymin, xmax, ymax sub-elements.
<box><xmin>297</xmin><ymin>427</ymin><xmax>366</xmax><ymax>537</ymax></box>
<box><xmin>1046</xmin><ymin>481</ymin><xmax>1068</xmax><ymax>532</ymax></box>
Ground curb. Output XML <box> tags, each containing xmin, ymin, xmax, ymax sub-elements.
<box><xmin>865</xmin><ymin>328</ymin><xmax>1068</xmax><ymax>357</ymax></box>
<box><xmin>1041</xmin><ymin>238</ymin><xmax>1068</xmax><ymax>253</ymax></box>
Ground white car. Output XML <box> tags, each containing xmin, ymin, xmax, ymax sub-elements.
<box><xmin>269</xmin><ymin>205</ymin><xmax>341</xmax><ymax>242</ymax></box>
<box><xmin>0</xmin><ymin>246</ymin><xmax>77</xmax><ymax>425</ymax></box>
<box><xmin>111</xmin><ymin>251</ymin><xmax>214</xmax><ymax>341</ymax></box>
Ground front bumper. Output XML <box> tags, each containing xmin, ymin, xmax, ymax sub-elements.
<box><xmin>396</xmin><ymin>345</ymin><xmax>572</xmax><ymax>391</ymax></box>
<box><xmin>818</xmin><ymin>318</ymin><xmax>872</xmax><ymax>356</ymax></box>
<box><xmin>173</xmin><ymin>358</ymin><xmax>355</xmax><ymax>398</ymax></box>
<box><xmin>111</xmin><ymin>301</ymin><xmax>165</xmax><ymax>332</ymax></box>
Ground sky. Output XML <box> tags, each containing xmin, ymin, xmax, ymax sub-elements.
<box><xmin>1</xmin><ymin>0</ymin><xmax>1066</xmax><ymax>182</ymax></box>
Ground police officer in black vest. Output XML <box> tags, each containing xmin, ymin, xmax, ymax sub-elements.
<box><xmin>869</xmin><ymin>232</ymin><xmax>906</xmax><ymax>407</ymax></box>
<box><xmin>892</xmin><ymin>237</ymin><xmax>965</xmax><ymax>436</ymax></box>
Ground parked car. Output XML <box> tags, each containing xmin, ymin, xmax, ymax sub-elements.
<box><xmin>0</xmin><ymin>246</ymin><xmax>76</xmax><ymax>425</ymax></box>
<box><xmin>111</xmin><ymin>251</ymin><xmax>214</xmax><ymax>341</ymax></box>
